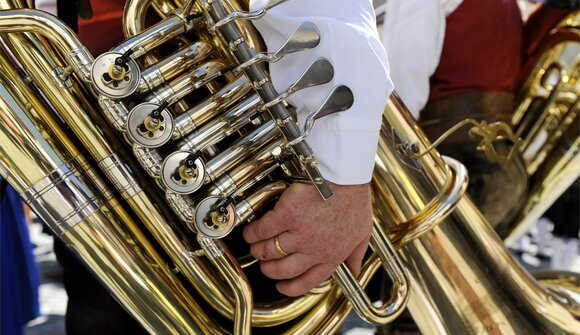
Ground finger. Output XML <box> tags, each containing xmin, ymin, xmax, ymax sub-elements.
<box><xmin>276</xmin><ymin>263</ymin><xmax>336</xmax><ymax>297</ymax></box>
<box><xmin>250</xmin><ymin>232</ymin><xmax>295</xmax><ymax>261</ymax></box>
<box><xmin>259</xmin><ymin>253</ymin><xmax>316</xmax><ymax>280</ymax></box>
<box><xmin>242</xmin><ymin>210</ymin><xmax>286</xmax><ymax>244</ymax></box>
<box><xmin>345</xmin><ymin>240</ymin><xmax>369</xmax><ymax>276</ymax></box>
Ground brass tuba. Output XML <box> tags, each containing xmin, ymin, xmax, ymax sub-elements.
<box><xmin>506</xmin><ymin>5</ymin><xmax>579</xmax><ymax>244</ymax></box>
<box><xmin>0</xmin><ymin>1</ymin><xmax>578</xmax><ymax>334</ymax></box>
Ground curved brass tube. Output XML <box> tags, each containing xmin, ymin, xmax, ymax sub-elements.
<box><xmin>334</xmin><ymin>224</ymin><xmax>409</xmax><ymax>325</ymax></box>
<box><xmin>0</xmin><ymin>8</ymin><xmax>93</xmax><ymax>80</ymax></box>
<box><xmin>124</xmin><ymin>0</ymin><xmax>165</xmax><ymax>37</ymax></box>
<box><xmin>375</xmin><ymin>94</ymin><xmax>580</xmax><ymax>334</ymax></box>
<box><xmin>0</xmin><ymin>54</ymin><xmax>214</xmax><ymax>334</ymax></box>
<box><xmin>0</xmin><ymin>8</ymin><xmax>83</xmax><ymax>52</ymax></box>
<box><xmin>198</xmin><ymin>237</ymin><xmax>252</xmax><ymax>335</ymax></box>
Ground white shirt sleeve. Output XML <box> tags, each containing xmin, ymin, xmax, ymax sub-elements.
<box><xmin>381</xmin><ymin>0</ymin><xmax>462</xmax><ymax>119</ymax></box>
<box><xmin>250</xmin><ymin>0</ymin><xmax>393</xmax><ymax>185</ymax></box>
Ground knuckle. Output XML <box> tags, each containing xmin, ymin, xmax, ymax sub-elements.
<box><xmin>254</xmin><ymin>223</ymin><xmax>269</xmax><ymax>240</ymax></box>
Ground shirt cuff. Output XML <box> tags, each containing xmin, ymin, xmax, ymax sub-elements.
<box><xmin>251</xmin><ymin>0</ymin><xmax>393</xmax><ymax>184</ymax></box>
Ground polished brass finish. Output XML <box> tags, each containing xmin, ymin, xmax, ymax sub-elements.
<box><xmin>0</xmin><ymin>1</ymin><xmax>327</xmax><ymax>331</ymax></box>
<box><xmin>375</xmin><ymin>94</ymin><xmax>580</xmax><ymax>334</ymax></box>
<box><xmin>2</xmin><ymin>1</ymin><xmax>578</xmax><ymax>334</ymax></box>
<box><xmin>334</xmin><ymin>224</ymin><xmax>409</xmax><ymax>325</ymax></box>
<box><xmin>0</xmin><ymin>51</ymin><xmax>211</xmax><ymax>334</ymax></box>
<box><xmin>0</xmin><ymin>1</ymin><xmax>395</xmax><ymax>333</ymax></box>
<box><xmin>506</xmin><ymin>10</ymin><xmax>580</xmax><ymax>243</ymax></box>
<box><xmin>408</xmin><ymin>118</ymin><xmax>522</xmax><ymax>168</ymax></box>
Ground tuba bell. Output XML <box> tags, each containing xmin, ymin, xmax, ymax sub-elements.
<box><xmin>0</xmin><ymin>0</ymin><xmax>578</xmax><ymax>334</ymax></box>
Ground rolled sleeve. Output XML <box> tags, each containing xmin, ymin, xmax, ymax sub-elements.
<box><xmin>250</xmin><ymin>0</ymin><xmax>393</xmax><ymax>184</ymax></box>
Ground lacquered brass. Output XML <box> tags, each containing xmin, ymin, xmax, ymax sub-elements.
<box><xmin>1</xmin><ymin>1</ymin><xmax>578</xmax><ymax>334</ymax></box>
<box><xmin>506</xmin><ymin>10</ymin><xmax>580</xmax><ymax>243</ymax></box>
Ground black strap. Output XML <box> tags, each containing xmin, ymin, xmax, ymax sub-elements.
<box><xmin>0</xmin><ymin>177</ymin><xmax>7</xmax><ymax>198</ymax></box>
<box><xmin>545</xmin><ymin>0</ymin><xmax>580</xmax><ymax>9</ymax></box>
<box><xmin>56</xmin><ymin>0</ymin><xmax>79</xmax><ymax>32</ymax></box>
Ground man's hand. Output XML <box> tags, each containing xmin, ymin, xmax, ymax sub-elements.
<box><xmin>242</xmin><ymin>181</ymin><xmax>373</xmax><ymax>296</ymax></box>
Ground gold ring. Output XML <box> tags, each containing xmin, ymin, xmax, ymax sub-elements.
<box><xmin>274</xmin><ymin>235</ymin><xmax>289</xmax><ymax>257</ymax></box>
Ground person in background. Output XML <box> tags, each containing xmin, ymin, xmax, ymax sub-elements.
<box><xmin>381</xmin><ymin>0</ymin><xmax>528</xmax><ymax>235</ymax></box>
<box><xmin>1</xmin><ymin>178</ymin><xmax>40</xmax><ymax>335</ymax></box>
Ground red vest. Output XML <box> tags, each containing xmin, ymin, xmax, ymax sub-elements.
<box><xmin>78</xmin><ymin>0</ymin><xmax>125</xmax><ymax>55</ymax></box>
<box><xmin>428</xmin><ymin>0</ymin><xmax>524</xmax><ymax>101</ymax></box>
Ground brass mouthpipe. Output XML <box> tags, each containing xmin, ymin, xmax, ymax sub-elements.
<box><xmin>173</xmin><ymin>76</ymin><xmax>253</xmax><ymax>140</ymax></box>
<box><xmin>137</xmin><ymin>40</ymin><xmax>214</xmax><ymax>93</ymax></box>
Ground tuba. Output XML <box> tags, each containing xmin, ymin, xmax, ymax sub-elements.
<box><xmin>0</xmin><ymin>1</ymin><xmax>578</xmax><ymax>334</ymax></box>
<box><xmin>506</xmin><ymin>5</ymin><xmax>579</xmax><ymax>244</ymax></box>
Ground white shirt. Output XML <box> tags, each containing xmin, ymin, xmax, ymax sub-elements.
<box><xmin>250</xmin><ymin>0</ymin><xmax>392</xmax><ymax>185</ymax></box>
<box><xmin>381</xmin><ymin>0</ymin><xmax>462</xmax><ymax>119</ymax></box>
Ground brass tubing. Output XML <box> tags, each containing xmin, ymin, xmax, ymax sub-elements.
<box><xmin>133</xmin><ymin>94</ymin><xmax>259</xmax><ymax>181</ymax></box>
<box><xmin>179</xmin><ymin>94</ymin><xmax>261</xmax><ymax>152</ymax></box>
<box><xmin>529</xmin><ymin>98</ymin><xmax>579</xmax><ymax>174</ymax></box>
<box><xmin>386</xmin><ymin>157</ymin><xmax>468</xmax><ymax>249</ymax></box>
<box><xmin>507</xmin><ymin>13</ymin><xmax>579</xmax><ymax>242</ymax></box>
<box><xmin>113</xmin><ymin>13</ymin><xmax>189</xmax><ymax>57</ymax></box>
<box><xmin>213</xmin><ymin>180</ymin><xmax>329</xmax><ymax>326</ymax></box>
<box><xmin>204</xmin><ymin>120</ymin><xmax>279</xmax><ymax>182</ymax></box>
<box><xmin>334</xmin><ymin>224</ymin><xmax>409</xmax><ymax>325</ymax></box>
<box><xmin>234</xmin><ymin>181</ymin><xmax>287</xmax><ymax>222</ymax></box>
<box><xmin>137</xmin><ymin>40</ymin><xmax>214</xmax><ymax>94</ymax></box>
<box><xmin>198</xmin><ymin>237</ymin><xmax>252</xmax><ymax>335</ymax></box>
<box><xmin>374</xmin><ymin>94</ymin><xmax>580</xmax><ymax>334</ymax></box>
<box><xmin>506</xmin><ymin>134</ymin><xmax>580</xmax><ymax>245</ymax></box>
<box><xmin>0</xmin><ymin>9</ymin><xmax>81</xmax><ymax>51</ymax></box>
<box><xmin>172</xmin><ymin>76</ymin><xmax>253</xmax><ymax>140</ymax></box>
<box><xmin>280</xmin><ymin>256</ymin><xmax>383</xmax><ymax>335</ymax></box>
<box><xmin>0</xmin><ymin>75</ymin><xmax>212</xmax><ymax>335</ymax></box>
<box><xmin>244</xmin><ymin>181</ymin><xmax>287</xmax><ymax>210</ymax></box>
<box><xmin>123</xmin><ymin>0</ymin><xmax>177</xmax><ymax>37</ymax></box>
<box><xmin>0</xmin><ymin>8</ymin><xmax>93</xmax><ymax>81</ymax></box>
<box><xmin>147</xmin><ymin>60</ymin><xmax>225</xmax><ymax>105</ymax></box>
<box><xmin>0</xmin><ymin>30</ymin><xmax>245</xmax><ymax>326</ymax></box>
<box><xmin>210</xmin><ymin>140</ymin><xmax>282</xmax><ymax>197</ymax></box>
